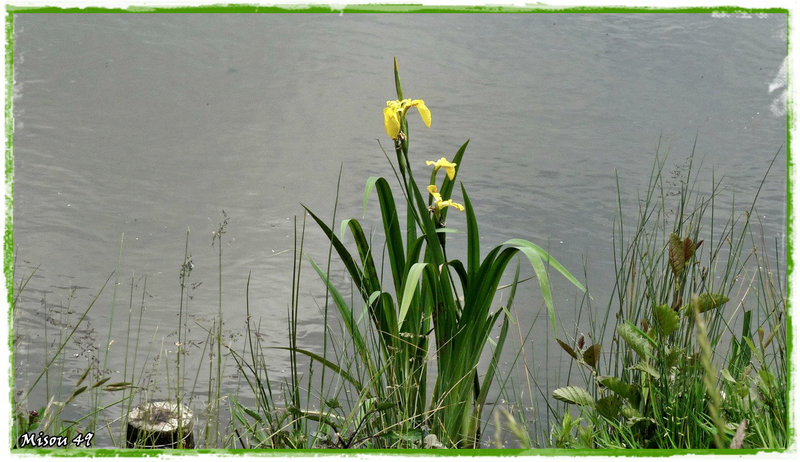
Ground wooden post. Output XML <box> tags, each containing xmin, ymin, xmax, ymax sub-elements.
<box><xmin>125</xmin><ymin>401</ymin><xmax>194</xmax><ymax>449</ymax></box>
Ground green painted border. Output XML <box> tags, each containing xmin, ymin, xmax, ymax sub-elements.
<box><xmin>2</xmin><ymin>4</ymin><xmax>793</xmax><ymax>14</ymax></box>
<box><xmin>3</xmin><ymin>3</ymin><xmax>793</xmax><ymax>458</ymax></box>
<box><xmin>4</xmin><ymin>3</ymin><xmax>15</xmax><ymax>458</ymax></box>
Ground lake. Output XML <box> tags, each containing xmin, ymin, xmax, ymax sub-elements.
<box><xmin>11</xmin><ymin>11</ymin><xmax>787</xmax><ymax>447</ymax></box>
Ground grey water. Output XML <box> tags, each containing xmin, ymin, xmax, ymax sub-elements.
<box><xmin>11</xmin><ymin>12</ymin><xmax>787</xmax><ymax>447</ymax></box>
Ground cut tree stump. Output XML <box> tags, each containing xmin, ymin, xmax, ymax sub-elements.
<box><xmin>125</xmin><ymin>401</ymin><xmax>194</xmax><ymax>449</ymax></box>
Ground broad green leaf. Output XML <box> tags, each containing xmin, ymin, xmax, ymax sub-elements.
<box><xmin>621</xmin><ymin>406</ymin><xmax>643</xmax><ymax>420</ymax></box>
<box><xmin>720</xmin><ymin>368</ymin><xmax>736</xmax><ymax>384</ymax></box>
<box><xmin>303</xmin><ymin>206</ymin><xmax>368</xmax><ymax>298</ymax></box>
<box><xmin>503</xmin><ymin>241</ymin><xmax>556</xmax><ymax>335</ymax></box>
<box><xmin>597</xmin><ymin>376</ymin><xmax>635</xmax><ymax>400</ymax></box>
<box><xmin>596</xmin><ymin>395</ymin><xmax>623</xmax><ymax>420</ymax></box>
<box><xmin>362</xmin><ymin>176</ymin><xmax>380</xmax><ymax>218</ymax></box>
<box><xmin>462</xmin><ymin>185</ymin><xmax>481</xmax><ymax>280</ymax></box>
<box><xmin>447</xmin><ymin>259</ymin><xmax>469</xmax><ymax>291</ymax></box>
<box><xmin>556</xmin><ymin>338</ymin><xmax>579</xmax><ymax>361</ymax></box>
<box><xmin>406</xmin><ymin>236</ymin><xmax>425</xmax><ymax>272</ymax></box>
<box><xmin>683</xmin><ymin>236</ymin><xmax>697</xmax><ymax>261</ymax></box>
<box><xmin>633</xmin><ymin>360</ymin><xmax>661</xmax><ymax>380</ymax></box>
<box><xmin>618</xmin><ymin>322</ymin><xmax>653</xmax><ymax>359</ymax></box>
<box><xmin>373</xmin><ymin>178</ymin><xmax>406</xmax><ymax>291</ymax></box>
<box><xmin>367</xmin><ymin>291</ymin><xmax>382</xmax><ymax>306</ymax></box>
<box><xmin>653</xmin><ymin>303</ymin><xmax>680</xmax><ymax>337</ymax></box>
<box><xmin>503</xmin><ymin>238</ymin><xmax>587</xmax><ymax>294</ymax></box>
<box><xmin>583</xmin><ymin>344</ymin><xmax>602</xmax><ymax>369</ymax></box>
<box><xmin>398</xmin><ymin>263</ymin><xmax>429</xmax><ymax>330</ymax></box>
<box><xmin>681</xmin><ymin>293</ymin><xmax>730</xmax><ymax>316</ymax></box>
<box><xmin>669</xmin><ymin>232</ymin><xmax>685</xmax><ymax>278</ymax></box>
<box><xmin>553</xmin><ymin>386</ymin><xmax>594</xmax><ymax>407</ymax></box>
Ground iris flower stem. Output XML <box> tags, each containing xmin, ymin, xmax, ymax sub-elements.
<box><xmin>395</xmin><ymin>141</ymin><xmax>407</xmax><ymax>187</ymax></box>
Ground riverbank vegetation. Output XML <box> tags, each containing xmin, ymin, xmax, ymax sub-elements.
<box><xmin>10</xmin><ymin>61</ymin><xmax>788</xmax><ymax>452</ymax></box>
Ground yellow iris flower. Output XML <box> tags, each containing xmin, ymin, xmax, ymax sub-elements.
<box><xmin>426</xmin><ymin>157</ymin><xmax>457</xmax><ymax>181</ymax></box>
<box><xmin>427</xmin><ymin>184</ymin><xmax>442</xmax><ymax>202</ymax></box>
<box><xmin>383</xmin><ymin>99</ymin><xmax>431</xmax><ymax>139</ymax></box>
<box><xmin>426</xmin><ymin>185</ymin><xmax>465</xmax><ymax>212</ymax></box>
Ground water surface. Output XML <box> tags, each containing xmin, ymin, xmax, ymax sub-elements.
<box><xmin>11</xmin><ymin>12</ymin><xmax>787</xmax><ymax>447</ymax></box>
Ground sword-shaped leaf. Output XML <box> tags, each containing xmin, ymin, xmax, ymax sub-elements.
<box><xmin>398</xmin><ymin>263</ymin><xmax>430</xmax><ymax>330</ymax></box>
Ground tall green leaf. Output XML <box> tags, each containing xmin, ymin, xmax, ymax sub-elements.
<box><xmin>362</xmin><ymin>177</ymin><xmax>406</xmax><ymax>294</ymax></box>
<box><xmin>462</xmin><ymin>185</ymin><xmax>481</xmax><ymax>280</ymax></box>
<box><xmin>398</xmin><ymin>263</ymin><xmax>429</xmax><ymax>330</ymax></box>
<box><xmin>307</xmin><ymin>256</ymin><xmax>380</xmax><ymax>396</ymax></box>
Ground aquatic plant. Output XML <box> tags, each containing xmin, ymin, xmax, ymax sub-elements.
<box><xmin>299</xmin><ymin>59</ymin><xmax>586</xmax><ymax>448</ymax></box>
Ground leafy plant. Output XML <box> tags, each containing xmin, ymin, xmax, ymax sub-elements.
<box><xmin>551</xmin><ymin>148</ymin><xmax>786</xmax><ymax>449</ymax></box>
<box><xmin>299</xmin><ymin>59</ymin><xmax>586</xmax><ymax>448</ymax></box>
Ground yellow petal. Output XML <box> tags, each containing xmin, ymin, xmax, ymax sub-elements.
<box><xmin>427</xmin><ymin>157</ymin><xmax>457</xmax><ymax>180</ymax></box>
<box><xmin>386</xmin><ymin>100</ymin><xmax>402</xmax><ymax>111</ymax></box>
<box><xmin>383</xmin><ymin>107</ymin><xmax>401</xmax><ymax>139</ymax></box>
<box><xmin>412</xmin><ymin>100</ymin><xmax>431</xmax><ymax>127</ymax></box>
<box><xmin>426</xmin><ymin>185</ymin><xmax>442</xmax><ymax>201</ymax></box>
<box><xmin>437</xmin><ymin>200</ymin><xmax>465</xmax><ymax>212</ymax></box>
